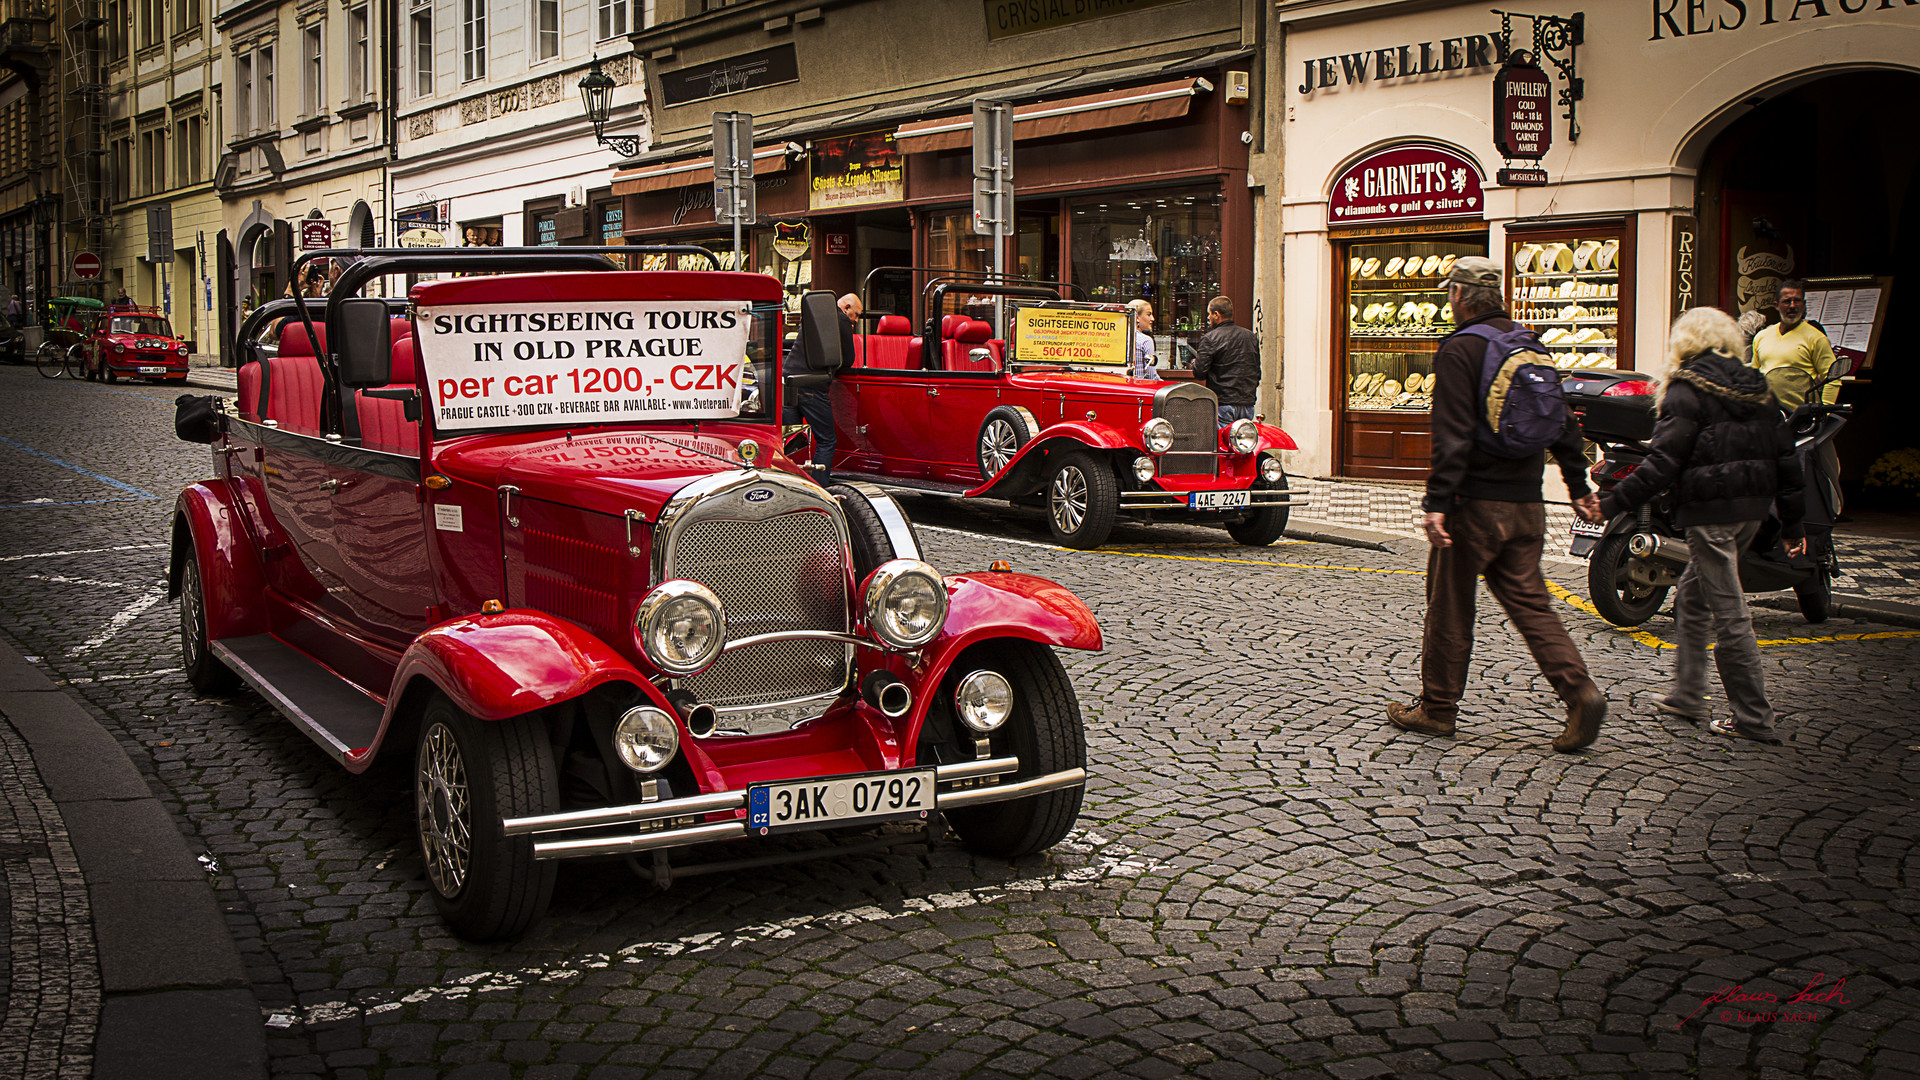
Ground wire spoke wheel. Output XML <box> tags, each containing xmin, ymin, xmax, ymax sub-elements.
<box><xmin>35</xmin><ymin>342</ymin><xmax>66</xmax><ymax>378</ymax></box>
<box><xmin>417</xmin><ymin>722</ymin><xmax>473</xmax><ymax>899</ymax></box>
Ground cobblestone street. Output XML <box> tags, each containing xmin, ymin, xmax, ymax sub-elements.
<box><xmin>2</xmin><ymin>364</ymin><xmax>1919</xmax><ymax>1079</ymax></box>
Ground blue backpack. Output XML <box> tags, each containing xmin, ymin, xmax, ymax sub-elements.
<box><xmin>1457</xmin><ymin>323</ymin><xmax>1567</xmax><ymax>458</ymax></box>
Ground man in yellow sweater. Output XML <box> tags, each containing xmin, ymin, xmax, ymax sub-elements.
<box><xmin>1750</xmin><ymin>279</ymin><xmax>1840</xmax><ymax>409</ymax></box>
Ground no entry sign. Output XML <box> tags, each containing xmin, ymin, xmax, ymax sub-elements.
<box><xmin>72</xmin><ymin>251</ymin><xmax>102</xmax><ymax>279</ymax></box>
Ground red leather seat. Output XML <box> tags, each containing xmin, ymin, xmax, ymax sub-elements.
<box><xmin>356</xmin><ymin>335</ymin><xmax>419</xmax><ymax>455</ymax></box>
<box><xmin>861</xmin><ymin>314</ymin><xmax>918</xmax><ymax>369</ymax></box>
<box><xmin>264</xmin><ymin>321</ymin><xmax>327</xmax><ymax>435</ymax></box>
<box><xmin>942</xmin><ymin>319</ymin><xmax>1000</xmax><ymax>371</ymax></box>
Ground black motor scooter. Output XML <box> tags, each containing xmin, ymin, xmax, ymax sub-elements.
<box><xmin>1563</xmin><ymin>356</ymin><xmax>1854</xmax><ymax>626</ymax></box>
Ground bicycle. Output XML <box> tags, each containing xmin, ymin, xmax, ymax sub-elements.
<box><xmin>35</xmin><ymin>340</ymin><xmax>81</xmax><ymax>379</ymax></box>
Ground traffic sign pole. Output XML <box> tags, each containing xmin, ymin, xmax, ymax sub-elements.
<box><xmin>972</xmin><ymin>99</ymin><xmax>1014</xmax><ymax>335</ymax></box>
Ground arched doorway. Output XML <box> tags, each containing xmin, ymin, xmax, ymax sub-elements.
<box><xmin>1692</xmin><ymin>70</ymin><xmax>1920</xmax><ymax>524</ymax></box>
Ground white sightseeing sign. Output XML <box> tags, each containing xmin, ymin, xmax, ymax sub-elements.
<box><xmin>415</xmin><ymin>301</ymin><xmax>751</xmax><ymax>430</ymax></box>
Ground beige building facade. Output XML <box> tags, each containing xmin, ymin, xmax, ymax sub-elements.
<box><xmin>1266</xmin><ymin>0</ymin><xmax>1920</xmax><ymax>492</ymax></box>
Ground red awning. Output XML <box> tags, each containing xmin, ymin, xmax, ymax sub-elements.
<box><xmin>892</xmin><ymin>78</ymin><xmax>1210</xmax><ymax>155</ymax></box>
<box><xmin>612</xmin><ymin>146</ymin><xmax>792</xmax><ymax>196</ymax></box>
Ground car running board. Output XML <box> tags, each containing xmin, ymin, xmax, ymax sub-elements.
<box><xmin>211</xmin><ymin>635</ymin><xmax>385</xmax><ymax>764</ymax></box>
<box><xmin>827</xmin><ymin>471</ymin><xmax>975</xmax><ymax>497</ymax></box>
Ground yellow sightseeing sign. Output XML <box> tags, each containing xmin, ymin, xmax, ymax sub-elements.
<box><xmin>1011</xmin><ymin>306</ymin><xmax>1130</xmax><ymax>366</ymax></box>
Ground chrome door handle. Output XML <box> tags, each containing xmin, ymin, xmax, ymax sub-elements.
<box><xmin>927</xmin><ymin>387</ymin><xmax>940</xmax><ymax>396</ymax></box>
<box><xmin>319</xmin><ymin>479</ymin><xmax>339</xmax><ymax>491</ymax></box>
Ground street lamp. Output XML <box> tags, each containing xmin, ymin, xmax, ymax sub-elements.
<box><xmin>578</xmin><ymin>57</ymin><xmax>643</xmax><ymax>158</ymax></box>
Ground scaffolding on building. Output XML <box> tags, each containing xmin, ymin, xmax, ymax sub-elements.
<box><xmin>58</xmin><ymin>0</ymin><xmax>105</xmax><ymax>293</ymax></box>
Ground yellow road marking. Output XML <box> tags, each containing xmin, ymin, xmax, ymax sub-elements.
<box><xmin>1544</xmin><ymin>579</ymin><xmax>1920</xmax><ymax>649</ymax></box>
<box><xmin>1544</xmin><ymin>580</ymin><xmax>1673</xmax><ymax>649</ymax></box>
<box><xmin>1103</xmin><ymin>549</ymin><xmax>1427</xmax><ymax>575</ymax></box>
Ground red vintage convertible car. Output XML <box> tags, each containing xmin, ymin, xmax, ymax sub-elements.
<box><xmin>83</xmin><ymin>305</ymin><xmax>191</xmax><ymax>383</ymax></box>
<box><xmin>169</xmin><ymin>247</ymin><xmax>1096</xmax><ymax>939</ymax></box>
<box><xmin>823</xmin><ymin>279</ymin><xmax>1305</xmax><ymax>549</ymax></box>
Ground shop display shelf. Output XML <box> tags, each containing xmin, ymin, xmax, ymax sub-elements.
<box><xmin>1514</xmin><ymin>270</ymin><xmax>1618</xmax><ymax>280</ymax></box>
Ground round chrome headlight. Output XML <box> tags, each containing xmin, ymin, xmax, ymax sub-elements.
<box><xmin>635</xmin><ymin>579</ymin><xmax>726</xmax><ymax>676</ymax></box>
<box><xmin>1142</xmin><ymin>417</ymin><xmax>1175</xmax><ymax>455</ymax></box>
<box><xmin>613</xmin><ymin>706</ymin><xmax>679</xmax><ymax>773</ymax></box>
<box><xmin>1132</xmin><ymin>455</ymin><xmax>1156</xmax><ymax>483</ymax></box>
<box><xmin>1227</xmin><ymin>418</ymin><xmax>1259</xmax><ymax>456</ymax></box>
<box><xmin>954</xmin><ymin>670</ymin><xmax>1014</xmax><ymax>733</ymax></box>
<box><xmin>1260</xmin><ymin>455</ymin><xmax>1285</xmax><ymax>483</ymax></box>
<box><xmin>863</xmin><ymin>559</ymin><xmax>948</xmax><ymax>650</ymax></box>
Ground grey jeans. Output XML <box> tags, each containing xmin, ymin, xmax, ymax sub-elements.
<box><xmin>1667</xmin><ymin>521</ymin><xmax>1776</xmax><ymax>737</ymax></box>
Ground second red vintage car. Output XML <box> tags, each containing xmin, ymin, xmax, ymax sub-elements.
<box><xmin>83</xmin><ymin>305</ymin><xmax>190</xmax><ymax>383</ymax></box>
<box><xmin>822</xmin><ymin>279</ymin><xmax>1306</xmax><ymax>549</ymax></box>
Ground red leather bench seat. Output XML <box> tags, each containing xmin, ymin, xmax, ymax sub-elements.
<box><xmin>942</xmin><ymin>318</ymin><xmax>1002</xmax><ymax>371</ymax></box>
<box><xmin>860</xmin><ymin>315</ymin><xmax>919</xmax><ymax>369</ymax></box>
<box><xmin>261</xmin><ymin>322</ymin><xmax>327</xmax><ymax>435</ymax></box>
<box><xmin>355</xmin><ymin>332</ymin><xmax>419</xmax><ymax>455</ymax></box>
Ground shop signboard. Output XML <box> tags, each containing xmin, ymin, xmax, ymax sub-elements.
<box><xmin>658</xmin><ymin>45</ymin><xmax>798</xmax><ymax>108</ymax></box>
<box><xmin>773</xmin><ymin>221</ymin><xmax>811</xmax><ymax>261</ymax></box>
<box><xmin>1493</xmin><ymin>58</ymin><xmax>1553</xmax><ymax>161</ymax></box>
<box><xmin>300</xmin><ymin>218</ymin><xmax>334</xmax><ymax>251</ymax></box>
<box><xmin>1329</xmin><ymin>144</ymin><xmax>1484</xmax><ymax>225</ymax></box>
<box><xmin>1671</xmin><ymin>215</ymin><xmax>1698</xmax><ymax>319</ymax></box>
<box><xmin>809</xmin><ymin>130</ymin><xmax>903</xmax><ymax>212</ymax></box>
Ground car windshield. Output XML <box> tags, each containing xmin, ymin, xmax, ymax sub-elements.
<box><xmin>110</xmin><ymin>316</ymin><xmax>172</xmax><ymax>336</ymax></box>
<box><xmin>415</xmin><ymin>298</ymin><xmax>782</xmax><ymax>434</ymax></box>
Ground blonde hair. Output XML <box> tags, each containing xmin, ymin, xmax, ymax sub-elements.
<box><xmin>1666</xmin><ymin>306</ymin><xmax>1745</xmax><ymax>370</ymax></box>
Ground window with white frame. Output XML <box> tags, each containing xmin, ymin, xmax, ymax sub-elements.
<box><xmin>174</xmin><ymin>114</ymin><xmax>203</xmax><ymax>184</ymax></box>
<box><xmin>106</xmin><ymin>0</ymin><xmax>127</xmax><ymax>57</ymax></box>
<box><xmin>596</xmin><ymin>0</ymin><xmax>627</xmax><ymax>42</ymax></box>
<box><xmin>173</xmin><ymin>0</ymin><xmax>199</xmax><ymax>36</ymax></box>
<box><xmin>140</xmin><ymin>0</ymin><xmax>162</xmax><ymax>47</ymax></box>
<box><xmin>462</xmin><ymin>0</ymin><xmax>486</xmax><ymax>82</ymax></box>
<box><xmin>259</xmin><ymin>46</ymin><xmax>276</xmax><ymax>128</ymax></box>
<box><xmin>235</xmin><ymin>52</ymin><xmax>252</xmax><ymax>135</ymax></box>
<box><xmin>348</xmin><ymin>7</ymin><xmax>370</xmax><ymax>102</ymax></box>
<box><xmin>110</xmin><ymin>136</ymin><xmax>131</xmax><ymax>203</ymax></box>
<box><xmin>533</xmin><ymin>0</ymin><xmax>558</xmax><ymax>61</ymax></box>
<box><xmin>140</xmin><ymin>127</ymin><xmax>167</xmax><ymax>194</ymax></box>
<box><xmin>301</xmin><ymin>24</ymin><xmax>323</xmax><ymax>116</ymax></box>
<box><xmin>410</xmin><ymin>3</ymin><xmax>433</xmax><ymax>98</ymax></box>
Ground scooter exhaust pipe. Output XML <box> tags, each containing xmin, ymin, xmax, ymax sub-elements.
<box><xmin>861</xmin><ymin>671</ymin><xmax>913</xmax><ymax>718</ymax></box>
<box><xmin>1628</xmin><ymin>532</ymin><xmax>1692</xmax><ymax>567</ymax></box>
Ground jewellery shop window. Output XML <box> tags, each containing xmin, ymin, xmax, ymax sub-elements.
<box><xmin>1068</xmin><ymin>188</ymin><xmax>1221</xmax><ymax>365</ymax></box>
<box><xmin>1505</xmin><ymin>222</ymin><xmax>1633</xmax><ymax>372</ymax></box>
<box><xmin>1343</xmin><ymin>238</ymin><xmax>1483</xmax><ymax>413</ymax></box>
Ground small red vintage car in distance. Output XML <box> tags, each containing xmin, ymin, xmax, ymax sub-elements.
<box><xmin>83</xmin><ymin>305</ymin><xmax>190</xmax><ymax>383</ymax></box>
<box><xmin>170</xmin><ymin>247</ymin><xmax>1098</xmax><ymax>939</ymax></box>
<box><xmin>822</xmin><ymin>278</ymin><xmax>1305</xmax><ymax>549</ymax></box>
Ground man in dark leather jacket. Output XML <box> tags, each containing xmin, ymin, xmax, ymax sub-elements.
<box><xmin>782</xmin><ymin>293</ymin><xmax>859</xmax><ymax>481</ymax></box>
<box><xmin>1599</xmin><ymin>306</ymin><xmax>1805</xmax><ymax>745</ymax></box>
<box><xmin>1192</xmin><ymin>296</ymin><xmax>1259</xmax><ymax>426</ymax></box>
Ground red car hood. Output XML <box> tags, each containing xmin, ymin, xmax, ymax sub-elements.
<box><xmin>109</xmin><ymin>335</ymin><xmax>179</xmax><ymax>351</ymax></box>
<box><xmin>431</xmin><ymin>423</ymin><xmax>809</xmax><ymax>520</ymax></box>
<box><xmin>1004</xmin><ymin>368</ymin><xmax>1166</xmax><ymax>400</ymax></box>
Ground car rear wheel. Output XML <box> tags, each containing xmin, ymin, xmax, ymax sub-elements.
<box><xmin>1227</xmin><ymin>469</ymin><xmax>1292</xmax><ymax>547</ymax></box>
<box><xmin>945</xmin><ymin>641</ymin><xmax>1086</xmax><ymax>859</ymax></box>
<box><xmin>1588</xmin><ymin>531</ymin><xmax>1668</xmax><ymax>626</ymax></box>
<box><xmin>976</xmin><ymin>407</ymin><xmax>1032</xmax><ymax>480</ymax></box>
<box><xmin>179</xmin><ymin>557</ymin><xmax>238</xmax><ymax>693</ymax></box>
<box><xmin>1045</xmin><ymin>451</ymin><xmax>1117</xmax><ymax>549</ymax></box>
<box><xmin>416</xmin><ymin>696</ymin><xmax>558</xmax><ymax>940</ymax></box>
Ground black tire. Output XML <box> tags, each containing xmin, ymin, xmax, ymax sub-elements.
<box><xmin>945</xmin><ymin>641</ymin><xmax>1086</xmax><ymax>858</ymax></box>
<box><xmin>1044</xmin><ymin>450</ymin><xmax>1118</xmax><ymax>549</ymax></box>
<box><xmin>179</xmin><ymin>556</ymin><xmax>238</xmax><ymax>693</ymax></box>
<box><xmin>35</xmin><ymin>342</ymin><xmax>65</xmax><ymax>378</ymax></box>
<box><xmin>976</xmin><ymin>406</ymin><xmax>1033</xmax><ymax>480</ymax></box>
<box><xmin>1795</xmin><ymin>565</ymin><xmax>1831</xmax><ymax>624</ymax></box>
<box><xmin>1588</xmin><ymin>531</ymin><xmax>1668</xmax><ymax>626</ymax></box>
<box><xmin>1227</xmin><ymin>467</ymin><xmax>1292</xmax><ymax>547</ymax></box>
<box><xmin>416</xmin><ymin>697</ymin><xmax>558</xmax><ymax>940</ymax></box>
<box><xmin>101</xmin><ymin>359</ymin><xmax>117</xmax><ymax>384</ymax></box>
<box><xmin>829</xmin><ymin>483</ymin><xmax>924</xmax><ymax>582</ymax></box>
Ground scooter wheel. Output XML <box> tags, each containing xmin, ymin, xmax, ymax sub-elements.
<box><xmin>1795</xmin><ymin>566</ymin><xmax>1831</xmax><ymax>624</ymax></box>
<box><xmin>1588</xmin><ymin>532</ymin><xmax>1669</xmax><ymax>626</ymax></box>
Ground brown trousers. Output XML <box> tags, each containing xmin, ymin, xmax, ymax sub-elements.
<box><xmin>1420</xmin><ymin>499</ymin><xmax>1597</xmax><ymax>723</ymax></box>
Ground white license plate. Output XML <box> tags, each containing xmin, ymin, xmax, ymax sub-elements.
<box><xmin>1189</xmin><ymin>489</ymin><xmax>1252</xmax><ymax>511</ymax></box>
<box><xmin>747</xmin><ymin>768</ymin><xmax>935</xmax><ymax>835</ymax></box>
<box><xmin>138</xmin><ymin>366</ymin><xmax>166</xmax><ymax>374</ymax></box>
<box><xmin>1570</xmin><ymin>520</ymin><xmax>1605</xmax><ymax>537</ymax></box>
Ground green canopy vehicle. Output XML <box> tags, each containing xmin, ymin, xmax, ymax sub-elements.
<box><xmin>34</xmin><ymin>296</ymin><xmax>105</xmax><ymax>378</ymax></box>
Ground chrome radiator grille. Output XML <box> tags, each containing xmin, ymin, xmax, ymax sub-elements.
<box><xmin>1161</xmin><ymin>386</ymin><xmax>1218</xmax><ymax>453</ymax></box>
<box><xmin>668</xmin><ymin>507</ymin><xmax>849</xmax><ymax>712</ymax></box>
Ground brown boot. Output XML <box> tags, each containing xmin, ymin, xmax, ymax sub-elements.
<box><xmin>1553</xmin><ymin>688</ymin><xmax>1608</xmax><ymax>753</ymax></box>
<box><xmin>1387</xmin><ymin>701</ymin><xmax>1455</xmax><ymax>737</ymax></box>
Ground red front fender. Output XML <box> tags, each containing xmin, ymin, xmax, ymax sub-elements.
<box><xmin>967</xmin><ymin>421</ymin><xmax>1134</xmax><ymax>499</ymax></box>
<box><xmin>169</xmin><ymin>481</ymin><xmax>269</xmax><ymax>642</ymax></box>
<box><xmin>384</xmin><ymin>611</ymin><xmax>646</xmax><ymax>725</ymax></box>
<box><xmin>1257</xmin><ymin>422</ymin><xmax>1298</xmax><ymax>452</ymax></box>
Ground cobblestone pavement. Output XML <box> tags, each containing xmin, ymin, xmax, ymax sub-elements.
<box><xmin>5</xmin><ymin>363</ymin><xmax>1920</xmax><ymax>1078</ymax></box>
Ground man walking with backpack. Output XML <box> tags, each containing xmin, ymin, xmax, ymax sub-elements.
<box><xmin>1387</xmin><ymin>257</ymin><xmax>1610</xmax><ymax>753</ymax></box>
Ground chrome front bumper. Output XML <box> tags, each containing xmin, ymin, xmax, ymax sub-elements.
<box><xmin>1119</xmin><ymin>490</ymin><xmax>1312</xmax><ymax>510</ymax></box>
<box><xmin>501</xmin><ymin>756</ymin><xmax>1087</xmax><ymax>861</ymax></box>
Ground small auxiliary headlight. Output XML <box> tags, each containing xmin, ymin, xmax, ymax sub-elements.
<box><xmin>613</xmin><ymin>706</ymin><xmax>679</xmax><ymax>773</ymax></box>
<box><xmin>954</xmin><ymin>670</ymin><xmax>1014</xmax><ymax>733</ymax></box>
<box><xmin>1227</xmin><ymin>418</ymin><xmax>1259</xmax><ymax>455</ymax></box>
<box><xmin>1142</xmin><ymin>417</ymin><xmax>1175</xmax><ymax>454</ymax></box>
<box><xmin>1260</xmin><ymin>455</ymin><xmax>1284</xmax><ymax>483</ymax></box>
<box><xmin>863</xmin><ymin>559</ymin><xmax>948</xmax><ymax>650</ymax></box>
<box><xmin>635</xmin><ymin>580</ymin><xmax>726</xmax><ymax>676</ymax></box>
<box><xmin>1132</xmin><ymin>455</ymin><xmax>1156</xmax><ymax>483</ymax></box>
